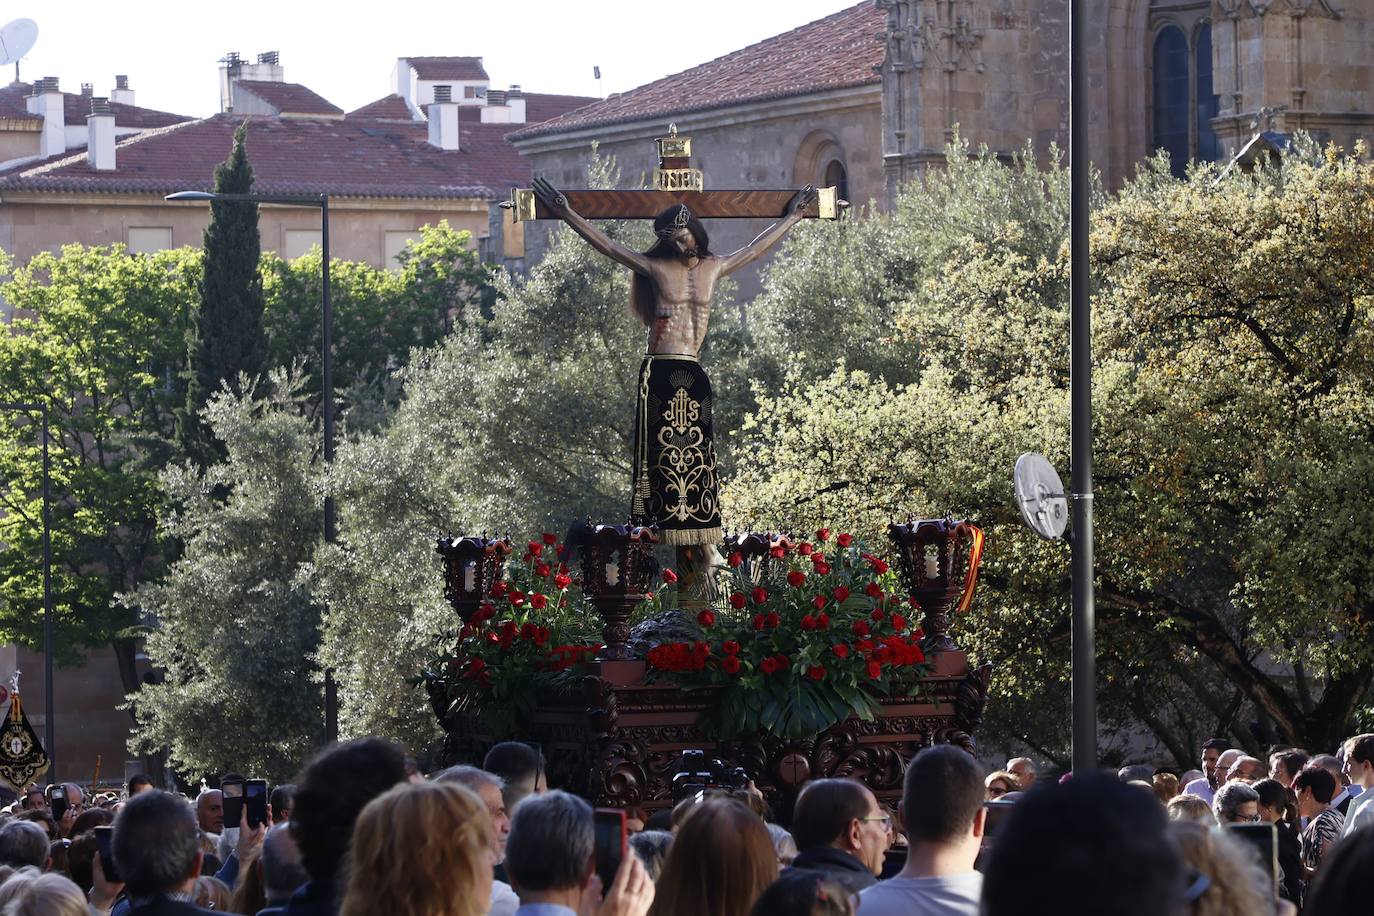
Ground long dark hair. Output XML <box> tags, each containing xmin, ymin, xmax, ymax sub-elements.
<box><xmin>630</xmin><ymin>204</ymin><xmax>711</xmax><ymax>326</ymax></box>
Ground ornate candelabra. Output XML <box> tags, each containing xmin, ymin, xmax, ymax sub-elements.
<box><xmin>887</xmin><ymin>517</ymin><xmax>986</xmax><ymax>652</ymax></box>
<box><xmin>436</xmin><ymin>535</ymin><xmax>514</xmax><ymax>623</ymax></box>
<box><xmin>580</xmin><ymin>523</ymin><xmax>661</xmax><ymax>660</ymax></box>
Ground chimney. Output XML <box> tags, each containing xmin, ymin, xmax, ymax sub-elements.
<box><xmin>111</xmin><ymin>75</ymin><xmax>135</xmax><ymax>106</ymax></box>
<box><xmin>428</xmin><ymin>84</ymin><xmax>460</xmax><ymax>150</ymax></box>
<box><xmin>507</xmin><ymin>85</ymin><xmax>526</xmax><ymax>124</ymax></box>
<box><xmin>27</xmin><ymin>77</ymin><xmax>66</xmax><ymax>158</ymax></box>
<box><xmin>480</xmin><ymin>88</ymin><xmax>510</xmax><ymax>123</ymax></box>
<box><xmin>81</xmin><ymin>82</ymin><xmax>93</xmax><ymax>98</ymax></box>
<box><xmin>220</xmin><ymin>49</ymin><xmax>285</xmax><ymax>112</ymax></box>
<box><xmin>87</xmin><ymin>97</ymin><xmax>116</xmax><ymax>171</ymax></box>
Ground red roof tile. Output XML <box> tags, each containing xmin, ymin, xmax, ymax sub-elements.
<box><xmin>509</xmin><ymin>2</ymin><xmax>884</xmax><ymax>141</ymax></box>
<box><xmin>344</xmin><ymin>92</ymin><xmax>596</xmax><ymax>128</ymax></box>
<box><xmin>521</xmin><ymin>93</ymin><xmax>600</xmax><ymax>125</ymax></box>
<box><xmin>0</xmin><ymin>113</ymin><xmax>533</xmax><ymax>200</ymax></box>
<box><xmin>0</xmin><ymin>84</ymin><xmax>190</xmax><ymax>129</ymax></box>
<box><xmin>234</xmin><ymin>81</ymin><xmax>343</xmax><ymax>117</ymax></box>
<box><xmin>405</xmin><ymin>57</ymin><xmax>489</xmax><ymax>81</ymax></box>
<box><xmin>346</xmin><ymin>94</ymin><xmax>415</xmax><ymax>121</ymax></box>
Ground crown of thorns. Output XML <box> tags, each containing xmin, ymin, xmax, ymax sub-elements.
<box><xmin>655</xmin><ymin>205</ymin><xmax>693</xmax><ymax>238</ymax></box>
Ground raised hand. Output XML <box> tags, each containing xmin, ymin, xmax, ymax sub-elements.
<box><xmin>788</xmin><ymin>184</ymin><xmax>817</xmax><ymax>217</ymax></box>
<box><xmin>533</xmin><ymin>177</ymin><xmax>572</xmax><ymax>216</ymax></box>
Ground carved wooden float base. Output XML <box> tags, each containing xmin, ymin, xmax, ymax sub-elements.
<box><xmin>437</xmin><ymin>650</ymin><xmax>992</xmax><ymax>816</ymax></box>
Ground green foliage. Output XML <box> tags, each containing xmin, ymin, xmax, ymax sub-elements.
<box><xmin>179</xmin><ymin>124</ymin><xmax>268</xmax><ymax>465</ymax></box>
<box><xmin>0</xmin><ymin>244</ymin><xmax>198</xmax><ymax>659</ymax></box>
<box><xmin>125</xmin><ymin>371</ymin><xmax>324</xmax><ymax>781</ymax></box>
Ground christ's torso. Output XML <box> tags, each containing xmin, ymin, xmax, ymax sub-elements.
<box><xmin>645</xmin><ymin>255</ymin><xmax>725</xmax><ymax>356</ymax></box>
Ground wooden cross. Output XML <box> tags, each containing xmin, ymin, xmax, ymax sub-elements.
<box><xmin>503</xmin><ymin>124</ymin><xmax>847</xmax><ymax>222</ymax></box>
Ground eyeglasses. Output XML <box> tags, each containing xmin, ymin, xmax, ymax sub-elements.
<box><xmin>988</xmin><ymin>785</ymin><xmax>1010</xmax><ymax>798</ymax></box>
<box><xmin>861</xmin><ymin>814</ymin><xmax>892</xmax><ymax>830</ymax></box>
<box><xmin>1231</xmin><ymin>813</ymin><xmax>1261</xmax><ymax>823</ymax></box>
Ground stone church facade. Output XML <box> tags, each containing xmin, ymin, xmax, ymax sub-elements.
<box><xmin>505</xmin><ymin>0</ymin><xmax>1373</xmax><ymax>297</ymax></box>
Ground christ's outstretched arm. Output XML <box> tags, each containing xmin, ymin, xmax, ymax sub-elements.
<box><xmin>534</xmin><ymin>178</ymin><xmax>653</xmax><ymax>276</ymax></box>
<box><xmin>718</xmin><ymin>185</ymin><xmax>818</xmax><ymax>276</ymax></box>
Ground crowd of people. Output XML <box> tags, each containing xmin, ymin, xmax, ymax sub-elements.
<box><xmin>0</xmin><ymin>733</ymin><xmax>1368</xmax><ymax>915</ymax></box>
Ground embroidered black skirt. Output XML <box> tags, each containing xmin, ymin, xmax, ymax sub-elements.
<box><xmin>631</xmin><ymin>354</ymin><xmax>722</xmax><ymax>547</ymax></box>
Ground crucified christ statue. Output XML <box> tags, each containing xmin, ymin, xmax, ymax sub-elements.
<box><xmin>532</xmin><ymin>177</ymin><xmax>817</xmax><ymax>583</ymax></box>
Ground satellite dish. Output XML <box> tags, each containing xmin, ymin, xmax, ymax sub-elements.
<box><xmin>1014</xmin><ymin>452</ymin><xmax>1069</xmax><ymax>540</ymax></box>
<box><xmin>0</xmin><ymin>19</ymin><xmax>38</xmax><ymax>68</ymax></box>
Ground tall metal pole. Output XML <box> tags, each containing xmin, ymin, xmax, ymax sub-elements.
<box><xmin>1069</xmin><ymin>0</ymin><xmax>1097</xmax><ymax>774</ymax></box>
<box><xmin>320</xmin><ymin>194</ymin><xmax>338</xmax><ymax>744</ymax></box>
<box><xmin>41</xmin><ymin>407</ymin><xmax>54</xmax><ymax>783</ymax></box>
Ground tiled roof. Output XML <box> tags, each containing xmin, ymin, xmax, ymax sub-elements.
<box><xmin>234</xmin><ymin>81</ymin><xmax>344</xmax><ymax>117</ymax></box>
<box><xmin>0</xmin><ymin>113</ymin><xmax>535</xmax><ymax>200</ymax></box>
<box><xmin>344</xmin><ymin>92</ymin><xmax>597</xmax><ymax>128</ymax></box>
<box><xmin>510</xmin><ymin>2</ymin><xmax>885</xmax><ymax>141</ymax></box>
<box><xmin>522</xmin><ymin>93</ymin><xmax>600</xmax><ymax>125</ymax></box>
<box><xmin>405</xmin><ymin>57</ymin><xmax>489</xmax><ymax>81</ymax></box>
<box><xmin>0</xmin><ymin>84</ymin><xmax>190</xmax><ymax>128</ymax></box>
<box><xmin>347</xmin><ymin>94</ymin><xmax>415</xmax><ymax>121</ymax></box>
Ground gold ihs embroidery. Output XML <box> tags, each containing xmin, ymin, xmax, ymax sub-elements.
<box><xmin>664</xmin><ymin>388</ymin><xmax>700</xmax><ymax>434</ymax></box>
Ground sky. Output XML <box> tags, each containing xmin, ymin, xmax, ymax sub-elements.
<box><xmin>11</xmin><ymin>0</ymin><xmax>860</xmax><ymax>118</ymax></box>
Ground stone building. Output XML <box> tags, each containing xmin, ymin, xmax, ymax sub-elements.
<box><xmin>501</xmin><ymin>0</ymin><xmax>1373</xmax><ymax>297</ymax></box>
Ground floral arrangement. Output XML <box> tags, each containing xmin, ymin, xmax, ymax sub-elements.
<box><xmin>424</xmin><ymin>529</ymin><xmax>934</xmax><ymax>740</ymax></box>
<box><xmin>644</xmin><ymin>529</ymin><xmax>931</xmax><ymax>738</ymax></box>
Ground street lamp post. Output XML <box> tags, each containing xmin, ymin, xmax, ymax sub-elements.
<box><xmin>165</xmin><ymin>190</ymin><xmax>338</xmax><ymax>742</ymax></box>
<box><xmin>0</xmin><ymin>402</ymin><xmax>54</xmax><ymax>781</ymax></box>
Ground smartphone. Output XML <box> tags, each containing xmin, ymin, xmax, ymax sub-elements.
<box><xmin>221</xmin><ymin>777</ymin><xmax>245</xmax><ymax>829</ymax></box>
<box><xmin>245</xmin><ymin>779</ymin><xmax>269</xmax><ymax>828</ymax></box>
<box><xmin>47</xmin><ymin>785</ymin><xmax>67</xmax><ymax>822</ymax></box>
<box><xmin>1228</xmin><ymin>822</ymin><xmax>1278</xmax><ymax>899</ymax></box>
<box><xmin>593</xmin><ymin>808</ymin><xmax>627</xmax><ymax>890</ymax></box>
<box><xmin>94</xmin><ymin>825</ymin><xmax>121</xmax><ymax>883</ymax></box>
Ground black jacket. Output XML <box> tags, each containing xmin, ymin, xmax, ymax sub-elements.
<box><xmin>127</xmin><ymin>898</ymin><xmax>220</xmax><ymax>916</ymax></box>
<box><xmin>787</xmin><ymin>846</ymin><xmax>879</xmax><ymax>894</ymax></box>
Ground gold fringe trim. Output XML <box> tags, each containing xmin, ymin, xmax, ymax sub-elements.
<box><xmin>660</xmin><ymin>526</ymin><xmax>723</xmax><ymax>547</ymax></box>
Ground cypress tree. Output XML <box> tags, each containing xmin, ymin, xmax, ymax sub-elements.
<box><xmin>177</xmin><ymin>123</ymin><xmax>267</xmax><ymax>465</ymax></box>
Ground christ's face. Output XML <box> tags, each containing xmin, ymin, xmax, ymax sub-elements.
<box><xmin>672</xmin><ymin>227</ymin><xmax>699</xmax><ymax>259</ymax></box>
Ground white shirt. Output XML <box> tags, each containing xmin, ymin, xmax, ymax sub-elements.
<box><xmin>859</xmin><ymin>872</ymin><xmax>983</xmax><ymax>916</ymax></box>
<box><xmin>489</xmin><ymin>880</ymin><xmax>520</xmax><ymax>916</ymax></box>
<box><xmin>1343</xmin><ymin>789</ymin><xmax>1374</xmax><ymax>837</ymax></box>
<box><xmin>1182</xmin><ymin>778</ymin><xmax>1215</xmax><ymax>805</ymax></box>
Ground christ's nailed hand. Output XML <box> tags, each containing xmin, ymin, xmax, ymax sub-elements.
<box><xmin>533</xmin><ymin>177</ymin><xmax>570</xmax><ymax>215</ymax></box>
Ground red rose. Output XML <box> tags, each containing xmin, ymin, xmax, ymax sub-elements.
<box><xmin>469</xmin><ymin>658</ymin><xmax>487</xmax><ymax>674</ymax></box>
<box><xmin>765</xmin><ymin>612</ymin><xmax>781</xmax><ymax>629</ymax></box>
<box><xmin>697</xmin><ymin>610</ymin><xmax>716</xmax><ymax>628</ymax></box>
<box><xmin>530</xmin><ymin>593</ymin><xmax>548</xmax><ymax>610</ymax></box>
<box><xmin>817</xmin><ymin>613</ymin><xmax>830</xmax><ymax>629</ymax></box>
<box><xmin>751</xmin><ymin>587</ymin><xmax>769</xmax><ymax>604</ymax></box>
<box><xmin>867</xmin><ymin>660</ymin><xmax>883</xmax><ymax>679</ymax></box>
<box><xmin>752</xmin><ymin>614</ymin><xmax>765</xmax><ymax>631</ymax></box>
<box><xmin>490</xmin><ymin>582</ymin><xmax>508</xmax><ymax>598</ymax></box>
<box><xmin>852</xmin><ymin>620</ymin><xmax>870</xmax><ymax>637</ymax></box>
<box><xmin>833</xmin><ymin>586</ymin><xmax>850</xmax><ymax>603</ymax></box>
<box><xmin>728</xmin><ymin>553</ymin><xmax>743</xmax><ymax>568</ymax></box>
<box><xmin>871</xmin><ymin>609</ymin><xmax>886</xmax><ymax>622</ymax></box>
<box><xmin>866</xmin><ymin>582</ymin><xmax>884</xmax><ymax>599</ymax></box>
<box><xmin>476</xmin><ymin>601</ymin><xmax>495</xmax><ymax>622</ymax></box>
<box><xmin>807</xmin><ymin>665</ymin><xmax>826</xmax><ymax>681</ymax></box>
<box><xmin>723</xmin><ymin>641</ymin><xmax>741</xmax><ymax>656</ymax></box>
<box><xmin>459</xmin><ymin>625</ymin><xmax>474</xmax><ymax>640</ymax></box>
<box><xmin>871</xmin><ymin>558</ymin><xmax>890</xmax><ymax>574</ymax></box>
<box><xmin>774</xmin><ymin>653</ymin><xmax>790</xmax><ymax>669</ymax></box>
<box><xmin>663</xmin><ymin>568</ymin><xmax>679</xmax><ymax>584</ymax></box>
<box><xmin>813</xmin><ymin>562</ymin><xmax>831</xmax><ymax>576</ymax></box>
<box><xmin>554</xmin><ymin>573</ymin><xmax>572</xmax><ymax>590</ymax></box>
<box><xmin>526</xmin><ymin>542</ymin><xmax>543</xmax><ymax>557</ymax></box>
<box><xmin>510</xmin><ymin>590</ymin><xmax>526</xmax><ymax>607</ymax></box>
<box><xmin>722</xmin><ymin>655</ymin><xmax>742</xmax><ymax>675</ymax></box>
<box><xmin>535</xmin><ymin>627</ymin><xmax>550</xmax><ymax>646</ymax></box>
<box><xmin>857</xmin><ymin>638</ymin><xmax>875</xmax><ymax>652</ymax></box>
<box><xmin>836</xmin><ymin>533</ymin><xmax>854</xmax><ymax>548</ymax></box>
<box><xmin>485</xmin><ymin>631</ymin><xmax>501</xmax><ymax>645</ymax></box>
<box><xmin>811</xmin><ymin>595</ymin><xmax>828</xmax><ymax>611</ymax></box>
<box><xmin>798</xmin><ymin>543</ymin><xmax>814</xmax><ymax>557</ymax></box>
<box><xmin>832</xmin><ymin>643</ymin><xmax>849</xmax><ymax>659</ymax></box>
<box><xmin>730</xmin><ymin>592</ymin><xmax>747</xmax><ymax>609</ymax></box>
<box><xmin>801</xmin><ymin>614</ymin><xmax>818</xmax><ymax>631</ymax></box>
<box><xmin>787</xmin><ymin>570</ymin><xmax>806</xmax><ymax>588</ymax></box>
<box><xmin>816</xmin><ymin>527</ymin><xmax>831</xmax><ymax>542</ymax></box>
<box><xmin>521</xmin><ymin>622</ymin><xmax>537</xmax><ymax>640</ymax></box>
<box><xmin>908</xmin><ymin>596</ymin><xmax>922</xmax><ymax>610</ymax></box>
<box><xmin>542</xmin><ymin>532</ymin><xmax>558</xmax><ymax>545</ymax></box>
<box><xmin>535</xmin><ymin>562</ymin><xmax>551</xmax><ymax>577</ymax></box>
<box><xmin>891</xmin><ymin>614</ymin><xmax>907</xmax><ymax>631</ymax></box>
<box><xmin>770</xmin><ymin>545</ymin><xmax>786</xmax><ymax>559</ymax></box>
<box><xmin>760</xmin><ymin>657</ymin><xmax>779</xmax><ymax>675</ymax></box>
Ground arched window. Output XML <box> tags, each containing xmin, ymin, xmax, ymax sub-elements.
<box><xmin>824</xmin><ymin>159</ymin><xmax>849</xmax><ymax>203</ymax></box>
<box><xmin>1195</xmin><ymin>24</ymin><xmax>1220</xmax><ymax>163</ymax></box>
<box><xmin>1153</xmin><ymin>26</ymin><xmax>1190</xmax><ymax>176</ymax></box>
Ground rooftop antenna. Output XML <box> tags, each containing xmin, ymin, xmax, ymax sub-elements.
<box><xmin>0</xmin><ymin>19</ymin><xmax>38</xmax><ymax>85</ymax></box>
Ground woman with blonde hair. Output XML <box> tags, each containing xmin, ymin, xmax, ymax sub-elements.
<box><xmin>1153</xmin><ymin>772</ymin><xmax>1180</xmax><ymax>804</ymax></box>
<box><xmin>340</xmin><ymin>781</ymin><xmax>492</xmax><ymax>916</ymax></box>
<box><xmin>649</xmin><ymin>798</ymin><xmax>777</xmax><ymax>916</ymax></box>
<box><xmin>985</xmin><ymin>771</ymin><xmax>1018</xmax><ymax>800</ymax></box>
<box><xmin>1167</xmin><ymin>794</ymin><xmax>1216</xmax><ymax>824</ymax></box>
<box><xmin>0</xmin><ymin>870</ymin><xmax>89</xmax><ymax>916</ymax></box>
<box><xmin>1170</xmin><ymin>819</ymin><xmax>1271</xmax><ymax>916</ymax></box>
